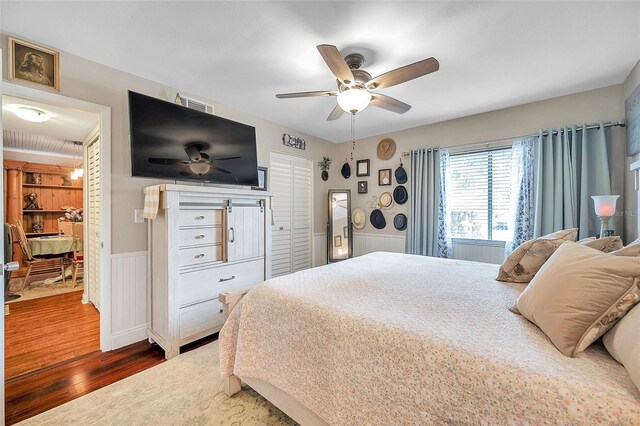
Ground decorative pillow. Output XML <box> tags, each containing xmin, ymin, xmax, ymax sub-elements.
<box><xmin>579</xmin><ymin>236</ymin><xmax>623</xmax><ymax>253</ymax></box>
<box><xmin>610</xmin><ymin>239</ymin><xmax>640</xmax><ymax>257</ymax></box>
<box><xmin>514</xmin><ymin>242</ymin><xmax>640</xmax><ymax>357</ymax></box>
<box><xmin>497</xmin><ymin>228</ymin><xmax>578</xmax><ymax>283</ymax></box>
<box><xmin>603</xmin><ymin>303</ymin><xmax>640</xmax><ymax>393</ymax></box>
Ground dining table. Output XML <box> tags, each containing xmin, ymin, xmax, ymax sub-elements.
<box><xmin>28</xmin><ymin>235</ymin><xmax>81</xmax><ymax>256</ymax></box>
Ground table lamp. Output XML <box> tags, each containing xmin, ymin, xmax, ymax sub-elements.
<box><xmin>591</xmin><ymin>195</ymin><xmax>619</xmax><ymax>237</ymax></box>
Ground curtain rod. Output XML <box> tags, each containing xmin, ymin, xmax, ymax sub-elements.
<box><xmin>402</xmin><ymin>120</ymin><xmax>626</xmax><ymax>157</ymax></box>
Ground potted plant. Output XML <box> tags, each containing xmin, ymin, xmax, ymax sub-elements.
<box><xmin>318</xmin><ymin>156</ymin><xmax>332</xmax><ymax>181</ymax></box>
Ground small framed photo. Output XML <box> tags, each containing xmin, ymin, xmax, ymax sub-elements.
<box><xmin>357</xmin><ymin>181</ymin><xmax>368</xmax><ymax>194</ymax></box>
<box><xmin>378</xmin><ymin>169</ymin><xmax>391</xmax><ymax>186</ymax></box>
<box><xmin>252</xmin><ymin>166</ymin><xmax>267</xmax><ymax>191</ymax></box>
<box><xmin>343</xmin><ymin>225</ymin><xmax>349</xmax><ymax>238</ymax></box>
<box><xmin>356</xmin><ymin>159</ymin><xmax>370</xmax><ymax>177</ymax></box>
<box><xmin>334</xmin><ymin>235</ymin><xmax>342</xmax><ymax>247</ymax></box>
<box><xmin>8</xmin><ymin>37</ymin><xmax>59</xmax><ymax>91</ymax></box>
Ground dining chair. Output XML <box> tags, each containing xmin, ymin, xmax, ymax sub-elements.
<box><xmin>70</xmin><ymin>222</ymin><xmax>84</xmax><ymax>287</ymax></box>
<box><xmin>12</xmin><ymin>219</ymin><xmax>67</xmax><ymax>291</ymax></box>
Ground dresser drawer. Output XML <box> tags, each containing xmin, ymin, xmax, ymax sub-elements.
<box><xmin>179</xmin><ymin>227</ymin><xmax>223</xmax><ymax>248</ymax></box>
<box><xmin>178</xmin><ymin>245</ymin><xmax>223</xmax><ymax>268</ymax></box>
<box><xmin>178</xmin><ymin>258</ymin><xmax>265</xmax><ymax>307</ymax></box>
<box><xmin>179</xmin><ymin>298</ymin><xmax>224</xmax><ymax>341</ymax></box>
<box><xmin>178</xmin><ymin>209</ymin><xmax>223</xmax><ymax>228</ymax></box>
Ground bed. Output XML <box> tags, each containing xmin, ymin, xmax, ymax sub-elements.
<box><xmin>220</xmin><ymin>252</ymin><xmax>640</xmax><ymax>425</ymax></box>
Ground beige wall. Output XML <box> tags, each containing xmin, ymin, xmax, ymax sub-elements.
<box><xmin>1</xmin><ymin>33</ymin><xmax>337</xmax><ymax>254</ymax></box>
<box><xmin>333</xmin><ymin>85</ymin><xmax>627</xmax><ymax>240</ymax></box>
<box><xmin>623</xmin><ymin>59</ymin><xmax>640</xmax><ymax>242</ymax></box>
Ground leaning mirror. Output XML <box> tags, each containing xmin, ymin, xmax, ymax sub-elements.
<box><xmin>328</xmin><ymin>189</ymin><xmax>352</xmax><ymax>262</ymax></box>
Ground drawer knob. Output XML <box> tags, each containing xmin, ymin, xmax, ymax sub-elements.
<box><xmin>219</xmin><ymin>275</ymin><xmax>236</xmax><ymax>282</ymax></box>
<box><xmin>195</xmin><ymin>215</ymin><xmax>205</xmax><ymax>220</ymax></box>
<box><xmin>194</xmin><ymin>254</ymin><xmax>205</xmax><ymax>259</ymax></box>
<box><xmin>195</xmin><ymin>235</ymin><xmax>205</xmax><ymax>240</ymax></box>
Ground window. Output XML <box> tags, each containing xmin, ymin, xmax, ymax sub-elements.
<box><xmin>447</xmin><ymin>148</ymin><xmax>512</xmax><ymax>241</ymax></box>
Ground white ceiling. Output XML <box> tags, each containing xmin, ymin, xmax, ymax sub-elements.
<box><xmin>2</xmin><ymin>95</ymin><xmax>99</xmax><ymax>143</ymax></box>
<box><xmin>2</xmin><ymin>2</ymin><xmax>639</xmax><ymax>143</ymax></box>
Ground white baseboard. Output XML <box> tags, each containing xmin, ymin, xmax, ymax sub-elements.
<box><xmin>111</xmin><ymin>324</ymin><xmax>149</xmax><ymax>349</ymax></box>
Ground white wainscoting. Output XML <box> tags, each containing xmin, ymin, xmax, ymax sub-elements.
<box><xmin>451</xmin><ymin>240</ymin><xmax>505</xmax><ymax>264</ymax></box>
<box><xmin>312</xmin><ymin>233</ymin><xmax>504</xmax><ymax>265</ymax></box>
<box><xmin>312</xmin><ymin>233</ymin><xmax>326</xmax><ymax>267</ymax></box>
<box><xmin>110</xmin><ymin>251</ymin><xmax>148</xmax><ymax>349</ymax></box>
<box><xmin>353</xmin><ymin>233</ymin><xmax>406</xmax><ymax>256</ymax></box>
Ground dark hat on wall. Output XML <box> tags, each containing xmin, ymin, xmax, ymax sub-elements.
<box><xmin>341</xmin><ymin>162</ymin><xmax>351</xmax><ymax>179</ymax></box>
<box><xmin>394</xmin><ymin>213</ymin><xmax>407</xmax><ymax>231</ymax></box>
<box><xmin>395</xmin><ymin>163</ymin><xmax>407</xmax><ymax>184</ymax></box>
<box><xmin>393</xmin><ymin>186</ymin><xmax>408</xmax><ymax>205</ymax></box>
<box><xmin>370</xmin><ymin>209</ymin><xmax>386</xmax><ymax>230</ymax></box>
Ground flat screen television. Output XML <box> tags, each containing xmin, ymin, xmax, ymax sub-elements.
<box><xmin>128</xmin><ymin>90</ymin><xmax>258</xmax><ymax>186</ymax></box>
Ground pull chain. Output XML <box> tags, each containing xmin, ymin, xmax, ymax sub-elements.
<box><xmin>350</xmin><ymin>113</ymin><xmax>355</xmax><ymax>161</ymax></box>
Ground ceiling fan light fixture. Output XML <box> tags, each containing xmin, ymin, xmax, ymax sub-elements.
<box><xmin>337</xmin><ymin>88</ymin><xmax>371</xmax><ymax>114</ymax></box>
<box><xmin>189</xmin><ymin>162</ymin><xmax>211</xmax><ymax>176</ymax></box>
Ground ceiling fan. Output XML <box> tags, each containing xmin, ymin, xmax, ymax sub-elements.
<box><xmin>148</xmin><ymin>144</ymin><xmax>240</xmax><ymax>176</ymax></box>
<box><xmin>276</xmin><ymin>44</ymin><xmax>439</xmax><ymax>121</ymax></box>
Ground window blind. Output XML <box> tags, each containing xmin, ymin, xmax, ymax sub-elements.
<box><xmin>447</xmin><ymin>148</ymin><xmax>512</xmax><ymax>241</ymax></box>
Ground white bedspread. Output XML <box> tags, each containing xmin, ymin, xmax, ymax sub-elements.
<box><xmin>220</xmin><ymin>252</ymin><xmax>640</xmax><ymax>425</ymax></box>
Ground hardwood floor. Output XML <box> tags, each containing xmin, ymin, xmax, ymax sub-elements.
<box><xmin>4</xmin><ymin>289</ymin><xmax>219</xmax><ymax>425</ymax></box>
<box><xmin>5</xmin><ymin>290</ymin><xmax>100</xmax><ymax>380</ymax></box>
<box><xmin>5</xmin><ymin>340</ymin><xmax>165</xmax><ymax>425</ymax></box>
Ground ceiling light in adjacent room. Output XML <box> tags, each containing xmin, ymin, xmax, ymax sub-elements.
<box><xmin>12</xmin><ymin>106</ymin><xmax>50</xmax><ymax>122</ymax></box>
<box><xmin>336</xmin><ymin>88</ymin><xmax>371</xmax><ymax>114</ymax></box>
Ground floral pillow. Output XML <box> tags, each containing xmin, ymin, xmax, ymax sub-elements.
<box><xmin>497</xmin><ymin>228</ymin><xmax>578</xmax><ymax>283</ymax></box>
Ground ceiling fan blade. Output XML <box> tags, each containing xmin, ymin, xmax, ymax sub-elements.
<box><xmin>327</xmin><ymin>104</ymin><xmax>344</xmax><ymax>121</ymax></box>
<box><xmin>208</xmin><ymin>156</ymin><xmax>241</xmax><ymax>162</ymax></box>
<box><xmin>149</xmin><ymin>158</ymin><xmax>189</xmax><ymax>165</ymax></box>
<box><xmin>209</xmin><ymin>165</ymin><xmax>231</xmax><ymax>174</ymax></box>
<box><xmin>276</xmin><ymin>90</ymin><xmax>336</xmax><ymax>99</ymax></box>
<box><xmin>366</xmin><ymin>57</ymin><xmax>439</xmax><ymax>90</ymax></box>
<box><xmin>317</xmin><ymin>44</ymin><xmax>354</xmax><ymax>86</ymax></box>
<box><xmin>371</xmin><ymin>94</ymin><xmax>412</xmax><ymax>114</ymax></box>
<box><xmin>184</xmin><ymin>145</ymin><xmax>202</xmax><ymax>162</ymax></box>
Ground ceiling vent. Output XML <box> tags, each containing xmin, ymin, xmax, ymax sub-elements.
<box><xmin>175</xmin><ymin>93</ymin><xmax>214</xmax><ymax>114</ymax></box>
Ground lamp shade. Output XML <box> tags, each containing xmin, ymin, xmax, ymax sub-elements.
<box><xmin>337</xmin><ymin>89</ymin><xmax>371</xmax><ymax>114</ymax></box>
<box><xmin>591</xmin><ymin>195</ymin><xmax>619</xmax><ymax>217</ymax></box>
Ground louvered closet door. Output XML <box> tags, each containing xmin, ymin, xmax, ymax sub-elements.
<box><xmin>270</xmin><ymin>152</ymin><xmax>312</xmax><ymax>277</ymax></box>
<box><xmin>87</xmin><ymin>138</ymin><xmax>101</xmax><ymax>310</ymax></box>
<box><xmin>292</xmin><ymin>157</ymin><xmax>311</xmax><ymax>272</ymax></box>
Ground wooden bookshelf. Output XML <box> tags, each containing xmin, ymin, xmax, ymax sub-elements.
<box><xmin>4</xmin><ymin>160</ymin><xmax>83</xmax><ymax>276</ymax></box>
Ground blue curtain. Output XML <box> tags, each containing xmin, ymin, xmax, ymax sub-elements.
<box><xmin>406</xmin><ymin>148</ymin><xmax>451</xmax><ymax>257</ymax></box>
<box><xmin>533</xmin><ymin>122</ymin><xmax>612</xmax><ymax>239</ymax></box>
<box><xmin>505</xmin><ymin>137</ymin><xmax>535</xmax><ymax>254</ymax></box>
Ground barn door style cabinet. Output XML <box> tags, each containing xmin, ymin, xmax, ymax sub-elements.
<box><xmin>146</xmin><ymin>184</ymin><xmax>272</xmax><ymax>359</ymax></box>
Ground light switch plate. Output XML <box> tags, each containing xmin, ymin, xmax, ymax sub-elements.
<box><xmin>134</xmin><ymin>208</ymin><xmax>145</xmax><ymax>223</ymax></box>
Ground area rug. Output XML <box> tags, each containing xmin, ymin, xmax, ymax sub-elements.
<box><xmin>6</xmin><ymin>274</ymin><xmax>83</xmax><ymax>304</ymax></box>
<box><xmin>20</xmin><ymin>341</ymin><xmax>296</xmax><ymax>425</ymax></box>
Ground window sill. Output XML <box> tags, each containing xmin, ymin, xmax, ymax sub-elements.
<box><xmin>451</xmin><ymin>238</ymin><xmax>506</xmax><ymax>247</ymax></box>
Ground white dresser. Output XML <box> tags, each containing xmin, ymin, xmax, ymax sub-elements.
<box><xmin>146</xmin><ymin>184</ymin><xmax>271</xmax><ymax>359</ymax></box>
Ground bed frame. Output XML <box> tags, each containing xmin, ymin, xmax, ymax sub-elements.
<box><xmin>220</xmin><ymin>159</ymin><xmax>640</xmax><ymax>425</ymax></box>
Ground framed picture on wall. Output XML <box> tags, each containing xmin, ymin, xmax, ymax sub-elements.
<box><xmin>8</xmin><ymin>37</ymin><xmax>59</xmax><ymax>91</ymax></box>
<box><xmin>378</xmin><ymin>169</ymin><xmax>391</xmax><ymax>186</ymax></box>
<box><xmin>356</xmin><ymin>159</ymin><xmax>370</xmax><ymax>177</ymax></box>
<box><xmin>358</xmin><ymin>181</ymin><xmax>368</xmax><ymax>194</ymax></box>
<box><xmin>334</xmin><ymin>235</ymin><xmax>342</xmax><ymax>247</ymax></box>
<box><xmin>252</xmin><ymin>166</ymin><xmax>268</xmax><ymax>190</ymax></box>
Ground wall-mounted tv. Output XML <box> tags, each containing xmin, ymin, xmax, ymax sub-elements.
<box><xmin>128</xmin><ymin>91</ymin><xmax>258</xmax><ymax>186</ymax></box>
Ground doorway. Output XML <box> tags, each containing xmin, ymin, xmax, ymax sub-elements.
<box><xmin>2</xmin><ymin>93</ymin><xmax>100</xmax><ymax>380</ymax></box>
